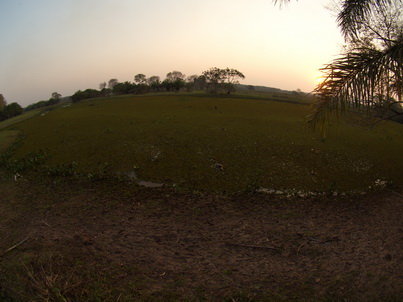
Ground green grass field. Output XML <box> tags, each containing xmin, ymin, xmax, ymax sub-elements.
<box><xmin>0</xmin><ymin>107</ymin><xmax>47</xmax><ymax>131</ymax></box>
<box><xmin>0</xmin><ymin>130</ymin><xmax>20</xmax><ymax>153</ymax></box>
<box><xmin>3</xmin><ymin>93</ymin><xmax>403</xmax><ymax>193</ymax></box>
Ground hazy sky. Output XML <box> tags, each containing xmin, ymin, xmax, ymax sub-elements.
<box><xmin>0</xmin><ymin>0</ymin><xmax>344</xmax><ymax>107</ymax></box>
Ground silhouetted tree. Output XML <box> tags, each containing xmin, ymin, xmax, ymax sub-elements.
<box><xmin>108</xmin><ymin>78</ymin><xmax>119</xmax><ymax>89</ymax></box>
<box><xmin>0</xmin><ymin>102</ymin><xmax>23</xmax><ymax>121</ymax></box>
<box><xmin>148</xmin><ymin>76</ymin><xmax>161</xmax><ymax>92</ymax></box>
<box><xmin>172</xmin><ymin>79</ymin><xmax>185</xmax><ymax>92</ymax></box>
<box><xmin>202</xmin><ymin>67</ymin><xmax>245</xmax><ymax>94</ymax></box>
<box><xmin>71</xmin><ymin>89</ymin><xmax>101</xmax><ymax>103</ymax></box>
<box><xmin>162</xmin><ymin>79</ymin><xmax>174</xmax><ymax>92</ymax></box>
<box><xmin>113</xmin><ymin>81</ymin><xmax>136</xmax><ymax>94</ymax></box>
<box><xmin>166</xmin><ymin>71</ymin><xmax>185</xmax><ymax>82</ymax></box>
<box><xmin>162</xmin><ymin>71</ymin><xmax>186</xmax><ymax>92</ymax></box>
<box><xmin>134</xmin><ymin>74</ymin><xmax>147</xmax><ymax>84</ymax></box>
<box><xmin>0</xmin><ymin>94</ymin><xmax>7</xmax><ymax>111</ymax></box>
<box><xmin>47</xmin><ymin>92</ymin><xmax>61</xmax><ymax>105</ymax></box>
<box><xmin>194</xmin><ymin>75</ymin><xmax>207</xmax><ymax>90</ymax></box>
<box><xmin>147</xmin><ymin>76</ymin><xmax>160</xmax><ymax>85</ymax></box>
<box><xmin>24</xmin><ymin>100</ymin><xmax>48</xmax><ymax>112</ymax></box>
<box><xmin>51</xmin><ymin>92</ymin><xmax>61</xmax><ymax>100</ymax></box>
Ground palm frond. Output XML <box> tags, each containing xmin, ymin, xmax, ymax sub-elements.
<box><xmin>337</xmin><ymin>0</ymin><xmax>396</xmax><ymax>38</ymax></box>
<box><xmin>272</xmin><ymin>0</ymin><xmax>293</xmax><ymax>7</ymax></box>
<box><xmin>309</xmin><ymin>39</ymin><xmax>403</xmax><ymax>135</ymax></box>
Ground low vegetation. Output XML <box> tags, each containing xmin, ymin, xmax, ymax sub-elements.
<box><xmin>3</xmin><ymin>92</ymin><xmax>403</xmax><ymax>194</ymax></box>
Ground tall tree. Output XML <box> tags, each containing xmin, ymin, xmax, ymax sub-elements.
<box><xmin>163</xmin><ymin>71</ymin><xmax>186</xmax><ymax>92</ymax></box>
<box><xmin>202</xmin><ymin>67</ymin><xmax>245</xmax><ymax>94</ymax></box>
<box><xmin>165</xmin><ymin>71</ymin><xmax>185</xmax><ymax>82</ymax></box>
<box><xmin>134</xmin><ymin>74</ymin><xmax>147</xmax><ymax>84</ymax></box>
<box><xmin>51</xmin><ymin>92</ymin><xmax>61</xmax><ymax>100</ymax></box>
<box><xmin>0</xmin><ymin>102</ymin><xmax>22</xmax><ymax>121</ymax></box>
<box><xmin>147</xmin><ymin>76</ymin><xmax>160</xmax><ymax>85</ymax></box>
<box><xmin>108</xmin><ymin>78</ymin><xmax>119</xmax><ymax>89</ymax></box>
<box><xmin>0</xmin><ymin>94</ymin><xmax>7</xmax><ymax>111</ymax></box>
<box><xmin>148</xmin><ymin>76</ymin><xmax>161</xmax><ymax>92</ymax></box>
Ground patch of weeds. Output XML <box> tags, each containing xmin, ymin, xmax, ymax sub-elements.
<box><xmin>0</xmin><ymin>138</ymin><xmax>52</xmax><ymax>178</ymax></box>
<box><xmin>45</xmin><ymin>161</ymin><xmax>79</xmax><ymax>177</ymax></box>
<box><xmin>0</xmin><ymin>137</ymin><xmax>117</xmax><ymax>184</ymax></box>
<box><xmin>0</xmin><ymin>149</ymin><xmax>50</xmax><ymax>174</ymax></box>
<box><xmin>1</xmin><ymin>252</ymin><xmax>143</xmax><ymax>302</ymax></box>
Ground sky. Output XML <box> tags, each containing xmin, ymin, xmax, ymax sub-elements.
<box><xmin>0</xmin><ymin>0</ymin><xmax>344</xmax><ymax>107</ymax></box>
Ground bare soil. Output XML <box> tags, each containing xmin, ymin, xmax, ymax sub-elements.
<box><xmin>0</xmin><ymin>178</ymin><xmax>402</xmax><ymax>301</ymax></box>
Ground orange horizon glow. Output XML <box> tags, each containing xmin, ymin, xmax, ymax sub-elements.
<box><xmin>0</xmin><ymin>0</ymin><xmax>344</xmax><ymax>106</ymax></box>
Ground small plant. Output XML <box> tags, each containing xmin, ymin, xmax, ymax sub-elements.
<box><xmin>45</xmin><ymin>162</ymin><xmax>78</xmax><ymax>177</ymax></box>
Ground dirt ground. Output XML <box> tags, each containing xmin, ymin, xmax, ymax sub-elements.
<box><xmin>0</xmin><ymin>178</ymin><xmax>402</xmax><ymax>301</ymax></box>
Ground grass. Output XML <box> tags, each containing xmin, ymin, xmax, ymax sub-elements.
<box><xmin>0</xmin><ymin>130</ymin><xmax>20</xmax><ymax>153</ymax></box>
<box><xmin>1</xmin><ymin>92</ymin><xmax>402</xmax><ymax>301</ymax></box>
<box><xmin>2</xmin><ymin>92</ymin><xmax>403</xmax><ymax>194</ymax></box>
<box><xmin>0</xmin><ymin>107</ymin><xmax>46</xmax><ymax>131</ymax></box>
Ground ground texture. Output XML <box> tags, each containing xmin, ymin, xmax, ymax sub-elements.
<box><xmin>0</xmin><ymin>178</ymin><xmax>402</xmax><ymax>301</ymax></box>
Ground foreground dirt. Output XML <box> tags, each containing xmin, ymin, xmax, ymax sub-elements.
<box><xmin>0</xmin><ymin>178</ymin><xmax>402</xmax><ymax>301</ymax></box>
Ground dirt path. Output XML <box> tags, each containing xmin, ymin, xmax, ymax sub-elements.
<box><xmin>1</xmin><ymin>180</ymin><xmax>402</xmax><ymax>301</ymax></box>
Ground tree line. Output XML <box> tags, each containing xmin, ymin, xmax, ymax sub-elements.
<box><xmin>0</xmin><ymin>67</ymin><xmax>244</xmax><ymax>122</ymax></box>
<box><xmin>24</xmin><ymin>92</ymin><xmax>62</xmax><ymax>112</ymax></box>
<box><xmin>71</xmin><ymin>67</ymin><xmax>245</xmax><ymax>103</ymax></box>
<box><xmin>0</xmin><ymin>92</ymin><xmax>62</xmax><ymax>123</ymax></box>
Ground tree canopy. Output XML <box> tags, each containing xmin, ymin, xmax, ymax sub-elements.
<box><xmin>202</xmin><ymin>67</ymin><xmax>245</xmax><ymax>94</ymax></box>
<box><xmin>0</xmin><ymin>102</ymin><xmax>23</xmax><ymax>121</ymax></box>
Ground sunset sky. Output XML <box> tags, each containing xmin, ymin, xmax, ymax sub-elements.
<box><xmin>0</xmin><ymin>0</ymin><xmax>344</xmax><ymax>107</ymax></box>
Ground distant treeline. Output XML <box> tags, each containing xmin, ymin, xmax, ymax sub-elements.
<box><xmin>24</xmin><ymin>97</ymin><xmax>61</xmax><ymax>112</ymax></box>
<box><xmin>72</xmin><ymin>68</ymin><xmax>245</xmax><ymax>103</ymax></box>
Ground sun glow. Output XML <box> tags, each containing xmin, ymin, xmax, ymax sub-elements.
<box><xmin>314</xmin><ymin>72</ymin><xmax>327</xmax><ymax>87</ymax></box>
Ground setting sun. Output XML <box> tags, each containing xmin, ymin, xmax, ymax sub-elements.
<box><xmin>313</xmin><ymin>71</ymin><xmax>327</xmax><ymax>87</ymax></box>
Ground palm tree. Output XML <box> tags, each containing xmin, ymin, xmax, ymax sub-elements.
<box><xmin>276</xmin><ymin>0</ymin><xmax>403</xmax><ymax>135</ymax></box>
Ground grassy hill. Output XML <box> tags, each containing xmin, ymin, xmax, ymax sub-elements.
<box><xmin>2</xmin><ymin>92</ymin><xmax>403</xmax><ymax>194</ymax></box>
<box><xmin>1</xmin><ymin>92</ymin><xmax>403</xmax><ymax>301</ymax></box>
